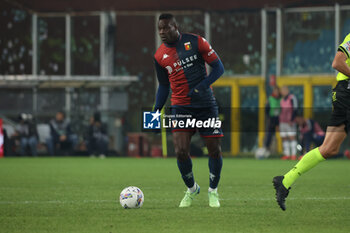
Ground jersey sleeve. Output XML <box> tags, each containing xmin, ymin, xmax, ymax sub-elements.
<box><xmin>154</xmin><ymin>59</ymin><xmax>170</xmax><ymax>86</ymax></box>
<box><xmin>197</xmin><ymin>36</ymin><xmax>219</xmax><ymax>65</ymax></box>
<box><xmin>338</xmin><ymin>40</ymin><xmax>350</xmax><ymax>58</ymax></box>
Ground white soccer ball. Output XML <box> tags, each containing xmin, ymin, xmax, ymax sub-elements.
<box><xmin>119</xmin><ymin>186</ymin><xmax>144</xmax><ymax>209</ymax></box>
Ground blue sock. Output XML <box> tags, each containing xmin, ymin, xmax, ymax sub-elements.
<box><xmin>177</xmin><ymin>157</ymin><xmax>195</xmax><ymax>188</ymax></box>
<box><xmin>208</xmin><ymin>156</ymin><xmax>223</xmax><ymax>189</ymax></box>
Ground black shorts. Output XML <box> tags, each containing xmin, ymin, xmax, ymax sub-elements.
<box><xmin>328</xmin><ymin>80</ymin><xmax>350</xmax><ymax>133</ymax></box>
<box><xmin>170</xmin><ymin>105</ymin><xmax>223</xmax><ymax>137</ymax></box>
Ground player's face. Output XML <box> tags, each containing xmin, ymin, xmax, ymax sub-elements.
<box><xmin>158</xmin><ymin>19</ymin><xmax>178</xmax><ymax>44</ymax></box>
<box><xmin>56</xmin><ymin>112</ymin><xmax>64</xmax><ymax>122</ymax></box>
<box><xmin>281</xmin><ymin>86</ymin><xmax>289</xmax><ymax>97</ymax></box>
<box><xmin>295</xmin><ymin>116</ymin><xmax>303</xmax><ymax>125</ymax></box>
<box><xmin>272</xmin><ymin>87</ymin><xmax>280</xmax><ymax>97</ymax></box>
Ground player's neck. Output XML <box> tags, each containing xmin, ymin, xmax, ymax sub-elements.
<box><xmin>165</xmin><ymin>32</ymin><xmax>181</xmax><ymax>46</ymax></box>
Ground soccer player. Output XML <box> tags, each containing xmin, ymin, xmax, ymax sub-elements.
<box><xmin>273</xmin><ymin>33</ymin><xmax>350</xmax><ymax>211</ymax></box>
<box><xmin>279</xmin><ymin>86</ymin><xmax>298</xmax><ymax>160</ymax></box>
<box><xmin>153</xmin><ymin>13</ymin><xmax>224</xmax><ymax>207</ymax></box>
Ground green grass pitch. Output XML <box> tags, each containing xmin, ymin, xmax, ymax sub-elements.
<box><xmin>1</xmin><ymin>157</ymin><xmax>350</xmax><ymax>233</ymax></box>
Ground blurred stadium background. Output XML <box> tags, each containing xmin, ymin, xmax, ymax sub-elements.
<box><xmin>1</xmin><ymin>0</ymin><xmax>350</xmax><ymax>157</ymax></box>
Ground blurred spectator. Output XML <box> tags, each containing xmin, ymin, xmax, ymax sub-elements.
<box><xmin>263</xmin><ymin>86</ymin><xmax>281</xmax><ymax>154</ymax></box>
<box><xmin>46</xmin><ymin>111</ymin><xmax>78</xmax><ymax>156</ymax></box>
<box><xmin>4</xmin><ymin>128</ymin><xmax>16</xmax><ymax>156</ymax></box>
<box><xmin>295</xmin><ymin>115</ymin><xmax>325</xmax><ymax>153</ymax></box>
<box><xmin>14</xmin><ymin>113</ymin><xmax>38</xmax><ymax>156</ymax></box>
<box><xmin>3</xmin><ymin>128</ymin><xmax>8</xmax><ymax>156</ymax></box>
<box><xmin>279</xmin><ymin>86</ymin><xmax>298</xmax><ymax>160</ymax></box>
<box><xmin>86</xmin><ymin>112</ymin><xmax>108</xmax><ymax>158</ymax></box>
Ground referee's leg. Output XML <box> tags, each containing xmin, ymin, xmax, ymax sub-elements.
<box><xmin>319</xmin><ymin>125</ymin><xmax>347</xmax><ymax>158</ymax></box>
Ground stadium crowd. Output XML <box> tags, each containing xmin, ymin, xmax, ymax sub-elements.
<box><xmin>2</xmin><ymin>111</ymin><xmax>108</xmax><ymax>158</ymax></box>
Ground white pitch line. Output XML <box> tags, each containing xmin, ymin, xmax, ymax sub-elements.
<box><xmin>1</xmin><ymin>197</ymin><xmax>350</xmax><ymax>205</ymax></box>
<box><xmin>0</xmin><ymin>200</ymin><xmax>116</xmax><ymax>205</ymax></box>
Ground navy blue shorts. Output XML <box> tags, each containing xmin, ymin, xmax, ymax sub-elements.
<box><xmin>170</xmin><ymin>105</ymin><xmax>223</xmax><ymax>137</ymax></box>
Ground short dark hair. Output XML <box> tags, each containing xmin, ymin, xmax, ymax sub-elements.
<box><xmin>159</xmin><ymin>13</ymin><xmax>175</xmax><ymax>21</ymax></box>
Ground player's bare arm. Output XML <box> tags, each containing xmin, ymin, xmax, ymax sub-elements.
<box><xmin>332</xmin><ymin>51</ymin><xmax>350</xmax><ymax>77</ymax></box>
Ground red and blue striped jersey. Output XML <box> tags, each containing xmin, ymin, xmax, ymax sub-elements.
<box><xmin>154</xmin><ymin>33</ymin><xmax>220</xmax><ymax>107</ymax></box>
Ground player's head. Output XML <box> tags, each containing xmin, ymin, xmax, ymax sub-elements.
<box><xmin>55</xmin><ymin>111</ymin><xmax>65</xmax><ymax>122</ymax></box>
<box><xmin>281</xmin><ymin>85</ymin><xmax>289</xmax><ymax>97</ymax></box>
<box><xmin>272</xmin><ymin>85</ymin><xmax>280</xmax><ymax>98</ymax></box>
<box><xmin>295</xmin><ymin>114</ymin><xmax>305</xmax><ymax>125</ymax></box>
<box><xmin>18</xmin><ymin>113</ymin><xmax>27</xmax><ymax>123</ymax></box>
<box><xmin>158</xmin><ymin>13</ymin><xmax>179</xmax><ymax>44</ymax></box>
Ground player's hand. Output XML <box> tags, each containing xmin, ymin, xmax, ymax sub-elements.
<box><xmin>187</xmin><ymin>88</ymin><xmax>198</xmax><ymax>97</ymax></box>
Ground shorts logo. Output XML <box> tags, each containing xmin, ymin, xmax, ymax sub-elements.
<box><xmin>143</xmin><ymin>110</ymin><xmax>161</xmax><ymax>129</ymax></box>
<box><xmin>184</xmin><ymin>42</ymin><xmax>192</xmax><ymax>50</ymax></box>
<box><xmin>332</xmin><ymin>91</ymin><xmax>337</xmax><ymax>102</ymax></box>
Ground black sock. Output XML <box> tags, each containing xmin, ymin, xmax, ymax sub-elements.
<box><xmin>177</xmin><ymin>157</ymin><xmax>195</xmax><ymax>188</ymax></box>
<box><xmin>208</xmin><ymin>156</ymin><xmax>223</xmax><ymax>189</ymax></box>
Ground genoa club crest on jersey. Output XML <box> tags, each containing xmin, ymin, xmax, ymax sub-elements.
<box><xmin>184</xmin><ymin>42</ymin><xmax>192</xmax><ymax>50</ymax></box>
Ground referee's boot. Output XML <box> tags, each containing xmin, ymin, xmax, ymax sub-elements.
<box><xmin>273</xmin><ymin>176</ymin><xmax>290</xmax><ymax>211</ymax></box>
